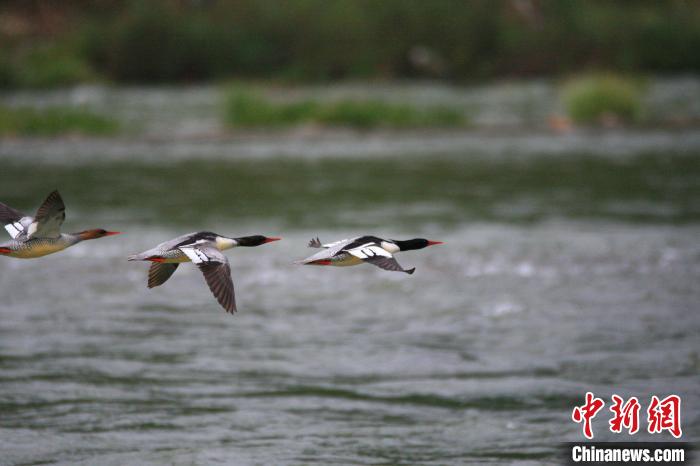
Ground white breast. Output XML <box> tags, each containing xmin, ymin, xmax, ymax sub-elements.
<box><xmin>380</xmin><ymin>241</ymin><xmax>400</xmax><ymax>254</ymax></box>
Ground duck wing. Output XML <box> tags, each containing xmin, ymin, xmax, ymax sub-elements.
<box><xmin>147</xmin><ymin>262</ymin><xmax>180</xmax><ymax>288</ymax></box>
<box><xmin>345</xmin><ymin>242</ymin><xmax>415</xmax><ymax>274</ymax></box>
<box><xmin>179</xmin><ymin>244</ymin><xmax>236</xmax><ymax>313</ymax></box>
<box><xmin>362</xmin><ymin>256</ymin><xmax>415</xmax><ymax>274</ymax></box>
<box><xmin>0</xmin><ymin>201</ymin><xmax>31</xmax><ymax>239</ymax></box>
<box><xmin>28</xmin><ymin>190</ymin><xmax>66</xmax><ymax>239</ymax></box>
<box><xmin>308</xmin><ymin>237</ymin><xmax>323</xmax><ymax>248</ymax></box>
<box><xmin>297</xmin><ymin>237</ymin><xmax>357</xmax><ymax>264</ymax></box>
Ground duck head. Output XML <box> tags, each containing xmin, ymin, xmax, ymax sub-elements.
<box><xmin>77</xmin><ymin>229</ymin><xmax>122</xmax><ymax>240</ymax></box>
<box><xmin>217</xmin><ymin>235</ymin><xmax>281</xmax><ymax>249</ymax></box>
<box><xmin>393</xmin><ymin>238</ymin><xmax>444</xmax><ymax>251</ymax></box>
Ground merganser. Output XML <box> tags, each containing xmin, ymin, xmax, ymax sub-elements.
<box><xmin>295</xmin><ymin>235</ymin><xmax>443</xmax><ymax>274</ymax></box>
<box><xmin>128</xmin><ymin>232</ymin><xmax>281</xmax><ymax>313</ymax></box>
<box><xmin>0</xmin><ymin>190</ymin><xmax>121</xmax><ymax>259</ymax></box>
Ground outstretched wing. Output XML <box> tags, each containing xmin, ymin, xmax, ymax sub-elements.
<box><xmin>363</xmin><ymin>256</ymin><xmax>415</xmax><ymax>274</ymax></box>
<box><xmin>180</xmin><ymin>244</ymin><xmax>236</xmax><ymax>313</ymax></box>
<box><xmin>147</xmin><ymin>262</ymin><xmax>179</xmax><ymax>288</ymax></box>
<box><xmin>0</xmin><ymin>201</ymin><xmax>31</xmax><ymax>239</ymax></box>
<box><xmin>308</xmin><ymin>237</ymin><xmax>323</xmax><ymax>248</ymax></box>
<box><xmin>0</xmin><ymin>201</ymin><xmax>25</xmax><ymax>225</ymax></box>
<box><xmin>323</xmin><ymin>238</ymin><xmax>352</xmax><ymax>249</ymax></box>
<box><xmin>346</xmin><ymin>243</ymin><xmax>415</xmax><ymax>274</ymax></box>
<box><xmin>296</xmin><ymin>237</ymin><xmax>357</xmax><ymax>264</ymax></box>
<box><xmin>28</xmin><ymin>190</ymin><xmax>66</xmax><ymax>239</ymax></box>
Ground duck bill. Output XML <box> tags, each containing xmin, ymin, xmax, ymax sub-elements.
<box><xmin>427</xmin><ymin>240</ymin><xmax>444</xmax><ymax>246</ymax></box>
<box><xmin>105</xmin><ymin>231</ymin><xmax>122</xmax><ymax>236</ymax></box>
<box><xmin>264</xmin><ymin>237</ymin><xmax>282</xmax><ymax>243</ymax></box>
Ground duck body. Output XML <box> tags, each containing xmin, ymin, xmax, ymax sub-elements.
<box><xmin>128</xmin><ymin>232</ymin><xmax>221</xmax><ymax>264</ymax></box>
<box><xmin>0</xmin><ymin>234</ymin><xmax>81</xmax><ymax>259</ymax></box>
<box><xmin>0</xmin><ymin>190</ymin><xmax>120</xmax><ymax>259</ymax></box>
<box><xmin>128</xmin><ymin>232</ymin><xmax>280</xmax><ymax>314</ymax></box>
<box><xmin>296</xmin><ymin>235</ymin><xmax>443</xmax><ymax>274</ymax></box>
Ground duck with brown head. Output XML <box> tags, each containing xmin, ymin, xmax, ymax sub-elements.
<box><xmin>0</xmin><ymin>190</ymin><xmax>121</xmax><ymax>259</ymax></box>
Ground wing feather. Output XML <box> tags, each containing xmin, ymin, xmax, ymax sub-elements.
<box><xmin>296</xmin><ymin>237</ymin><xmax>357</xmax><ymax>264</ymax></box>
<box><xmin>0</xmin><ymin>201</ymin><xmax>25</xmax><ymax>225</ymax></box>
<box><xmin>147</xmin><ymin>263</ymin><xmax>179</xmax><ymax>288</ymax></box>
<box><xmin>29</xmin><ymin>190</ymin><xmax>66</xmax><ymax>238</ymax></box>
<box><xmin>180</xmin><ymin>244</ymin><xmax>236</xmax><ymax>313</ymax></box>
<box><xmin>346</xmin><ymin>244</ymin><xmax>393</xmax><ymax>259</ymax></box>
<box><xmin>199</xmin><ymin>261</ymin><xmax>236</xmax><ymax>313</ymax></box>
<box><xmin>1</xmin><ymin>201</ymin><xmax>31</xmax><ymax>239</ymax></box>
<box><xmin>345</xmin><ymin>242</ymin><xmax>415</xmax><ymax>274</ymax></box>
<box><xmin>363</xmin><ymin>255</ymin><xmax>415</xmax><ymax>274</ymax></box>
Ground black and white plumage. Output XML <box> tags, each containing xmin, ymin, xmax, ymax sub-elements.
<box><xmin>296</xmin><ymin>235</ymin><xmax>443</xmax><ymax>274</ymax></box>
<box><xmin>0</xmin><ymin>190</ymin><xmax>121</xmax><ymax>259</ymax></box>
<box><xmin>2</xmin><ymin>190</ymin><xmax>65</xmax><ymax>241</ymax></box>
<box><xmin>128</xmin><ymin>232</ymin><xmax>280</xmax><ymax>314</ymax></box>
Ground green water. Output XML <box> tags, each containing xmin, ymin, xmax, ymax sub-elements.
<box><xmin>2</xmin><ymin>152</ymin><xmax>699</xmax><ymax>227</ymax></box>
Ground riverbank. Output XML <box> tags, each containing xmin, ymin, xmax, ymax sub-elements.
<box><xmin>2</xmin><ymin>77</ymin><xmax>700</xmax><ymax>138</ymax></box>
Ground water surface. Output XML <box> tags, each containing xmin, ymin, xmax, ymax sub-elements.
<box><xmin>1</xmin><ymin>103</ymin><xmax>699</xmax><ymax>465</ymax></box>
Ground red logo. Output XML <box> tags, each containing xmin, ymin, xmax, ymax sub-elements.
<box><xmin>572</xmin><ymin>392</ymin><xmax>605</xmax><ymax>439</ymax></box>
<box><xmin>572</xmin><ymin>393</ymin><xmax>683</xmax><ymax>439</ymax></box>
<box><xmin>647</xmin><ymin>395</ymin><xmax>682</xmax><ymax>438</ymax></box>
<box><xmin>609</xmin><ymin>394</ymin><xmax>641</xmax><ymax>434</ymax></box>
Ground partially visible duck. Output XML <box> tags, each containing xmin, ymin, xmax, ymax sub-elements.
<box><xmin>128</xmin><ymin>232</ymin><xmax>281</xmax><ymax>313</ymax></box>
<box><xmin>296</xmin><ymin>235</ymin><xmax>443</xmax><ymax>274</ymax></box>
<box><xmin>0</xmin><ymin>190</ymin><xmax>121</xmax><ymax>259</ymax></box>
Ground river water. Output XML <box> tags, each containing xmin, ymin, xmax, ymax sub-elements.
<box><xmin>0</xmin><ymin>85</ymin><xmax>699</xmax><ymax>465</ymax></box>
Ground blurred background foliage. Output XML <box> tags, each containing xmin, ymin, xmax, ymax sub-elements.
<box><xmin>1</xmin><ymin>0</ymin><xmax>699</xmax><ymax>88</ymax></box>
<box><xmin>223</xmin><ymin>86</ymin><xmax>466</xmax><ymax>129</ymax></box>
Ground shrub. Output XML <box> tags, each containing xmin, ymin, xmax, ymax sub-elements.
<box><xmin>562</xmin><ymin>74</ymin><xmax>645</xmax><ymax>125</ymax></box>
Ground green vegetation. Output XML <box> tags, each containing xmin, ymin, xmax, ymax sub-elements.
<box><xmin>2</xmin><ymin>1</ymin><xmax>700</xmax><ymax>87</ymax></box>
<box><xmin>224</xmin><ymin>88</ymin><xmax>465</xmax><ymax>129</ymax></box>
<box><xmin>0</xmin><ymin>105</ymin><xmax>118</xmax><ymax>136</ymax></box>
<box><xmin>0</xmin><ymin>46</ymin><xmax>95</xmax><ymax>89</ymax></box>
<box><xmin>12</xmin><ymin>46</ymin><xmax>94</xmax><ymax>89</ymax></box>
<box><xmin>224</xmin><ymin>91</ymin><xmax>320</xmax><ymax>127</ymax></box>
<box><xmin>562</xmin><ymin>74</ymin><xmax>645</xmax><ymax>125</ymax></box>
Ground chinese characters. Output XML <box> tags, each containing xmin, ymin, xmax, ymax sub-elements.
<box><xmin>572</xmin><ymin>393</ymin><xmax>681</xmax><ymax>439</ymax></box>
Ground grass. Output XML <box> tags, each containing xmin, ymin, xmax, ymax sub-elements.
<box><xmin>0</xmin><ymin>105</ymin><xmax>118</xmax><ymax>136</ymax></box>
<box><xmin>561</xmin><ymin>74</ymin><xmax>645</xmax><ymax>125</ymax></box>
<box><xmin>224</xmin><ymin>88</ymin><xmax>465</xmax><ymax>129</ymax></box>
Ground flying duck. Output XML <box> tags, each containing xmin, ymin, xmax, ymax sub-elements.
<box><xmin>0</xmin><ymin>190</ymin><xmax>121</xmax><ymax>259</ymax></box>
<box><xmin>128</xmin><ymin>232</ymin><xmax>281</xmax><ymax>313</ymax></box>
<box><xmin>295</xmin><ymin>235</ymin><xmax>443</xmax><ymax>274</ymax></box>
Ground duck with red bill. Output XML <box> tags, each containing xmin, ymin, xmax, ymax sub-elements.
<box><xmin>127</xmin><ymin>232</ymin><xmax>282</xmax><ymax>314</ymax></box>
<box><xmin>295</xmin><ymin>235</ymin><xmax>444</xmax><ymax>274</ymax></box>
<box><xmin>0</xmin><ymin>190</ymin><xmax>122</xmax><ymax>259</ymax></box>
